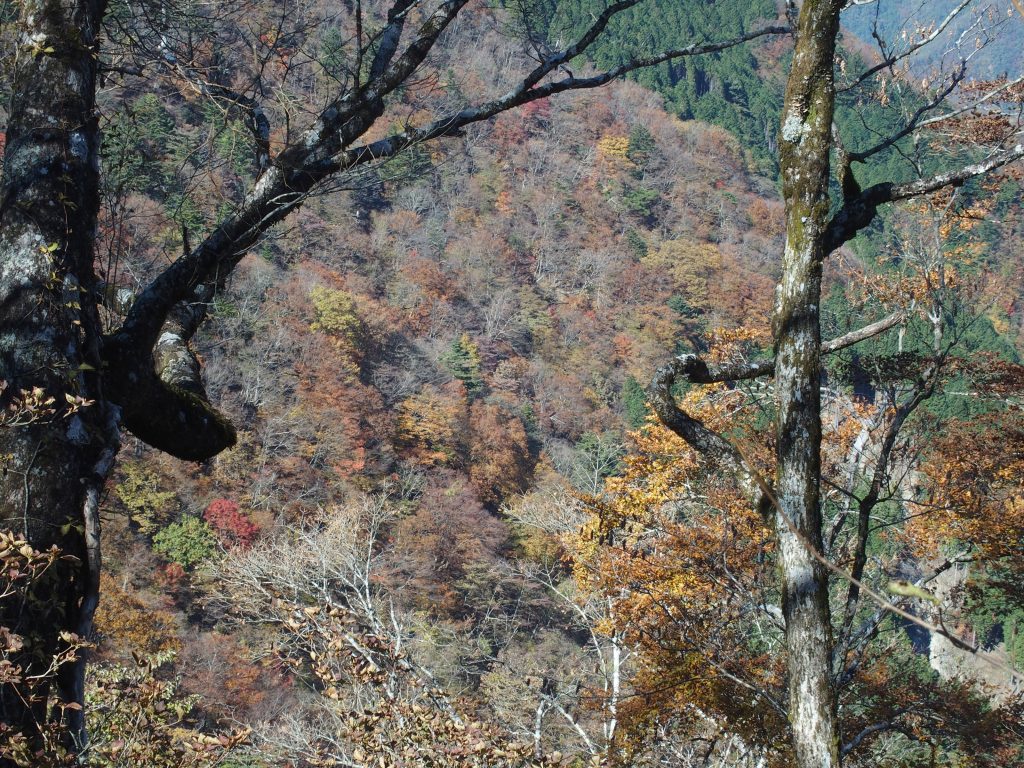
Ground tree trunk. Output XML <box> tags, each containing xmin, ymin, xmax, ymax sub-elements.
<box><xmin>774</xmin><ymin>2</ymin><xmax>843</xmax><ymax>766</ymax></box>
<box><xmin>0</xmin><ymin>0</ymin><xmax>110</xmax><ymax>746</ymax></box>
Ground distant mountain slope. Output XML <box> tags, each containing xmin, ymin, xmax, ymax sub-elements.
<box><xmin>842</xmin><ymin>0</ymin><xmax>1024</xmax><ymax>78</ymax></box>
<box><xmin>528</xmin><ymin>0</ymin><xmax>784</xmax><ymax>173</ymax></box>
<box><xmin>526</xmin><ymin>0</ymin><xmax>940</xmax><ymax>182</ymax></box>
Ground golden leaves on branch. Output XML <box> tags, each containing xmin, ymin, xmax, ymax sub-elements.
<box><xmin>560</xmin><ymin>365</ymin><xmax>781</xmax><ymax>746</ymax></box>
<box><xmin>906</xmin><ymin>411</ymin><xmax>1024</xmax><ymax>562</ymax></box>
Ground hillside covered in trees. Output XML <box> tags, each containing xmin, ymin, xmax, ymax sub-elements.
<box><xmin>843</xmin><ymin>0</ymin><xmax>1024</xmax><ymax>78</ymax></box>
<box><xmin>1</xmin><ymin>0</ymin><xmax>1023</xmax><ymax>766</ymax></box>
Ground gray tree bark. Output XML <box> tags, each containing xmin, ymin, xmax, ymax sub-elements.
<box><xmin>0</xmin><ymin>0</ymin><xmax>111</xmax><ymax>746</ymax></box>
<box><xmin>773</xmin><ymin>2</ymin><xmax>844</xmax><ymax>765</ymax></box>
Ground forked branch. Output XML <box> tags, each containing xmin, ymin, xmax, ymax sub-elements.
<box><xmin>103</xmin><ymin>2</ymin><xmax>790</xmax><ymax>458</ymax></box>
<box><xmin>648</xmin><ymin>312</ymin><xmax>904</xmax><ymax>518</ymax></box>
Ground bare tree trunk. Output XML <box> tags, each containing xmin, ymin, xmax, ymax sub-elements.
<box><xmin>0</xmin><ymin>0</ymin><xmax>110</xmax><ymax>746</ymax></box>
<box><xmin>774</xmin><ymin>1</ymin><xmax>843</xmax><ymax>766</ymax></box>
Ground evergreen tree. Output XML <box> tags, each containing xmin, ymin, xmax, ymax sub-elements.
<box><xmin>626</xmin><ymin>124</ymin><xmax>657</xmax><ymax>167</ymax></box>
<box><xmin>621</xmin><ymin>375</ymin><xmax>648</xmax><ymax>427</ymax></box>
<box><xmin>443</xmin><ymin>333</ymin><xmax>484</xmax><ymax>395</ymax></box>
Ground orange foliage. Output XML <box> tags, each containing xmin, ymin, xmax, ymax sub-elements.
<box><xmin>748</xmin><ymin>196</ymin><xmax>783</xmax><ymax>238</ymax></box>
<box><xmin>388</xmin><ymin>474</ymin><xmax>507</xmax><ymax>617</ymax></box>
<box><xmin>564</xmin><ymin>385</ymin><xmax>782</xmax><ymax>753</ymax></box>
<box><xmin>906</xmin><ymin>411</ymin><xmax>1024</xmax><ymax>563</ymax></box>
<box><xmin>467</xmin><ymin>402</ymin><xmax>532</xmax><ymax>506</ymax></box>
<box><xmin>395</xmin><ymin>382</ymin><xmax>468</xmax><ymax>467</ymax></box>
<box><xmin>94</xmin><ymin>575</ymin><xmax>181</xmax><ymax>658</ymax></box>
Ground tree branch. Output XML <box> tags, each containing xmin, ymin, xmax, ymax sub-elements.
<box><xmin>647</xmin><ymin>357</ymin><xmax>772</xmax><ymax>518</ymax></box>
<box><xmin>840</xmin><ymin>713</ymin><xmax>909</xmax><ymax>756</ymax></box>
<box><xmin>369</xmin><ymin>0</ymin><xmax>420</xmax><ymax>82</ymax></box>
<box><xmin>661</xmin><ymin>312</ymin><xmax>904</xmax><ymax>386</ymax></box>
<box><xmin>821</xmin><ymin>311</ymin><xmax>905</xmax><ymax>355</ymax></box>
<box><xmin>146</xmin><ymin>25</ymin><xmax>274</xmax><ymax>173</ymax></box>
<box><xmin>837</xmin><ymin>366</ymin><xmax>937</xmax><ymax>649</ymax></box>
<box><xmin>824</xmin><ymin>142</ymin><xmax>1024</xmax><ymax>251</ymax></box>
<box><xmin>845</xmin><ymin>61</ymin><xmax>966</xmax><ymax>165</ymax></box>
<box><xmin>119</xmin><ymin>11</ymin><xmax>789</xmax><ymax>352</ymax></box>
<box><xmin>338</xmin><ymin>23</ymin><xmax>792</xmax><ymax>169</ymax></box>
<box><xmin>648</xmin><ymin>312</ymin><xmax>903</xmax><ymax>518</ymax></box>
<box><xmin>112</xmin><ymin>0</ymin><xmax>472</xmax><ymax>361</ymax></box>
<box><xmin>103</xmin><ymin>332</ymin><xmax>237</xmax><ymax>461</ymax></box>
<box><xmin>761</xmin><ymin>470</ymin><xmax>1024</xmax><ymax>684</ymax></box>
<box><xmin>917</xmin><ymin>72</ymin><xmax>1024</xmax><ymax>130</ymax></box>
<box><xmin>838</xmin><ymin>0</ymin><xmax>973</xmax><ymax>93</ymax></box>
<box><xmin>100</xmin><ymin>4</ymin><xmax>792</xmax><ymax>458</ymax></box>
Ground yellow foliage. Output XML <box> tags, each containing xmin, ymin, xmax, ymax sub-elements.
<box><xmin>642</xmin><ymin>238</ymin><xmax>723</xmax><ymax>304</ymax></box>
<box><xmin>115</xmin><ymin>462</ymin><xmax>177</xmax><ymax>535</ymax></box>
<box><xmin>395</xmin><ymin>384</ymin><xmax>466</xmax><ymax>467</ymax></box>
<box><xmin>596</xmin><ymin>134</ymin><xmax>631</xmax><ymax>161</ymax></box>
<box><xmin>309</xmin><ymin>286</ymin><xmax>365</xmax><ymax>374</ymax></box>
<box><xmin>558</xmin><ymin>367</ymin><xmax>784</xmax><ymax>748</ymax></box>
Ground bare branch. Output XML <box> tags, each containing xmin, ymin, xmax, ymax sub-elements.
<box><xmin>338</xmin><ymin>23</ymin><xmax>792</xmax><ymax>169</ymax></box>
<box><xmin>759</xmin><ymin>470</ymin><xmax>1024</xmax><ymax>685</ymax></box>
<box><xmin>838</xmin><ymin>367</ymin><xmax>937</xmax><ymax>643</ymax></box>
<box><xmin>917</xmin><ymin>72</ymin><xmax>1024</xmax><ymax>130</ymax></box>
<box><xmin>838</xmin><ymin>0</ymin><xmax>973</xmax><ymax>93</ymax></box>
<box><xmin>658</xmin><ymin>311</ymin><xmax>904</xmax><ymax>388</ymax></box>
<box><xmin>163</xmin><ymin>64</ymin><xmax>272</xmax><ymax>171</ymax></box>
<box><xmin>647</xmin><ymin>357</ymin><xmax>772</xmax><ymax>518</ymax></box>
<box><xmin>369</xmin><ymin>0</ymin><xmax>420</xmax><ymax>81</ymax></box>
<box><xmin>647</xmin><ymin>312</ymin><xmax>902</xmax><ymax>520</ymax></box>
<box><xmin>840</xmin><ymin>713</ymin><xmax>909</xmax><ymax>756</ymax></box>
<box><xmin>821</xmin><ymin>311</ymin><xmax>905</xmax><ymax>355</ymax></box>
<box><xmin>110</xmin><ymin>0</ymin><xmax>473</xmax><ymax>359</ymax></box>
<box><xmin>845</xmin><ymin>62</ymin><xmax>966</xmax><ymax>165</ymax></box>
<box><xmin>101</xmin><ymin>4</ymin><xmax>791</xmax><ymax>456</ymax></box>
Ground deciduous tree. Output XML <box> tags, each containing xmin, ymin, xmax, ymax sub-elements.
<box><xmin>646</xmin><ymin>2</ymin><xmax>1024</xmax><ymax>766</ymax></box>
<box><xmin>0</xmin><ymin>0</ymin><xmax>790</xmax><ymax>743</ymax></box>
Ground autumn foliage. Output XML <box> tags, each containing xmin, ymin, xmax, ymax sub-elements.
<box><xmin>8</xmin><ymin>0</ymin><xmax>1018</xmax><ymax>764</ymax></box>
<box><xmin>203</xmin><ymin>499</ymin><xmax>260</xmax><ymax>550</ymax></box>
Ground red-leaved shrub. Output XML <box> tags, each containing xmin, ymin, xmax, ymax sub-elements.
<box><xmin>203</xmin><ymin>499</ymin><xmax>261</xmax><ymax>549</ymax></box>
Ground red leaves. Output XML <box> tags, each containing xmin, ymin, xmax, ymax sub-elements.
<box><xmin>203</xmin><ymin>499</ymin><xmax>260</xmax><ymax>550</ymax></box>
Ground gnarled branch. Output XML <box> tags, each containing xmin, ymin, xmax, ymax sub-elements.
<box><xmin>103</xmin><ymin>333</ymin><xmax>236</xmax><ymax>461</ymax></box>
<box><xmin>648</xmin><ymin>312</ymin><xmax>904</xmax><ymax>517</ymax></box>
<box><xmin>825</xmin><ymin>142</ymin><xmax>1024</xmax><ymax>252</ymax></box>
<box><xmin>100</xmin><ymin>4</ymin><xmax>790</xmax><ymax>460</ymax></box>
<box><xmin>648</xmin><ymin>356</ymin><xmax>772</xmax><ymax>519</ymax></box>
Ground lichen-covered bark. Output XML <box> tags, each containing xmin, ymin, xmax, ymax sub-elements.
<box><xmin>774</xmin><ymin>1</ymin><xmax>844</xmax><ymax>766</ymax></box>
<box><xmin>0</xmin><ymin>0</ymin><xmax>110</xmax><ymax>742</ymax></box>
